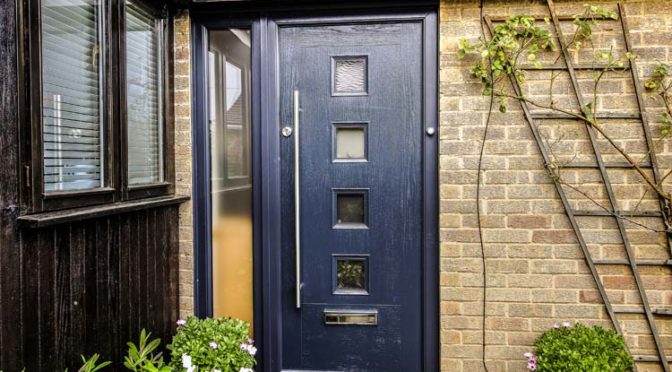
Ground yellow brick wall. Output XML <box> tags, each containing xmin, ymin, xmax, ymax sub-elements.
<box><xmin>173</xmin><ymin>10</ymin><xmax>194</xmax><ymax>318</ymax></box>
<box><xmin>440</xmin><ymin>1</ymin><xmax>672</xmax><ymax>371</ymax></box>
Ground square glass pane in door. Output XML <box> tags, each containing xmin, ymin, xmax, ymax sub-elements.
<box><xmin>334</xmin><ymin>190</ymin><xmax>368</xmax><ymax>228</ymax></box>
<box><xmin>334</xmin><ymin>256</ymin><xmax>369</xmax><ymax>295</ymax></box>
<box><xmin>334</xmin><ymin>124</ymin><xmax>367</xmax><ymax>161</ymax></box>
<box><xmin>332</xmin><ymin>56</ymin><xmax>368</xmax><ymax>95</ymax></box>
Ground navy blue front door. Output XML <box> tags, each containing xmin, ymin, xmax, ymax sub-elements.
<box><xmin>280</xmin><ymin>22</ymin><xmax>423</xmax><ymax>372</ymax></box>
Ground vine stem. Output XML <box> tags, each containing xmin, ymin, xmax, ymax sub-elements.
<box><xmin>495</xmin><ymin>92</ymin><xmax>669</xmax><ymax>202</ymax></box>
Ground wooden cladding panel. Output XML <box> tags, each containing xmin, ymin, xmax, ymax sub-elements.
<box><xmin>0</xmin><ymin>0</ymin><xmax>21</xmax><ymax>368</ymax></box>
<box><xmin>1</xmin><ymin>206</ymin><xmax>179</xmax><ymax>371</ymax></box>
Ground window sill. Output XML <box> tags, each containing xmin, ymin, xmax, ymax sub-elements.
<box><xmin>17</xmin><ymin>195</ymin><xmax>190</xmax><ymax>228</ymax></box>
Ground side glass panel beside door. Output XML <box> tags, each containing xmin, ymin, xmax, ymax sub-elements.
<box><xmin>208</xmin><ymin>29</ymin><xmax>254</xmax><ymax>329</ymax></box>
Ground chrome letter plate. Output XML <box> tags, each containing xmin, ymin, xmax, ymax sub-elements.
<box><xmin>323</xmin><ymin>309</ymin><xmax>378</xmax><ymax>326</ymax></box>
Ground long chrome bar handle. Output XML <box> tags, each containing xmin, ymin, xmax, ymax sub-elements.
<box><xmin>294</xmin><ymin>90</ymin><xmax>302</xmax><ymax>309</ymax></box>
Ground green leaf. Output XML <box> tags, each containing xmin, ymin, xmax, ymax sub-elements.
<box><xmin>645</xmin><ymin>80</ymin><xmax>659</xmax><ymax>90</ymax></box>
<box><xmin>457</xmin><ymin>49</ymin><xmax>466</xmax><ymax>60</ymax></box>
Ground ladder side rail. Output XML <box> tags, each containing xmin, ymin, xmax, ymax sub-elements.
<box><xmin>618</xmin><ymin>3</ymin><xmax>672</xmax><ymax>241</ymax></box>
<box><xmin>547</xmin><ymin>2</ymin><xmax>670</xmax><ymax>369</ymax></box>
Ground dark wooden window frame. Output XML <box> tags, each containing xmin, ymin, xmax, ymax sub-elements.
<box><xmin>18</xmin><ymin>0</ymin><xmax>174</xmax><ymax>214</ymax></box>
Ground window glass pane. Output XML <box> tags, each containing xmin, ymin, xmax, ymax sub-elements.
<box><xmin>335</xmin><ymin>126</ymin><xmax>366</xmax><ymax>160</ymax></box>
<box><xmin>41</xmin><ymin>0</ymin><xmax>104</xmax><ymax>192</ymax></box>
<box><xmin>337</xmin><ymin>193</ymin><xmax>366</xmax><ymax>224</ymax></box>
<box><xmin>126</xmin><ymin>1</ymin><xmax>163</xmax><ymax>185</ymax></box>
<box><xmin>336</xmin><ymin>257</ymin><xmax>368</xmax><ymax>293</ymax></box>
<box><xmin>333</xmin><ymin>56</ymin><xmax>368</xmax><ymax>95</ymax></box>
<box><xmin>208</xmin><ymin>29</ymin><xmax>253</xmax><ymax>331</ymax></box>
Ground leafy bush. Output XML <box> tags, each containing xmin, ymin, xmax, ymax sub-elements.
<box><xmin>124</xmin><ymin>329</ymin><xmax>171</xmax><ymax>372</ymax></box>
<box><xmin>168</xmin><ymin>317</ymin><xmax>256</xmax><ymax>372</ymax></box>
<box><xmin>526</xmin><ymin>322</ymin><xmax>634</xmax><ymax>372</ymax></box>
<box><xmin>62</xmin><ymin>354</ymin><xmax>111</xmax><ymax>372</ymax></box>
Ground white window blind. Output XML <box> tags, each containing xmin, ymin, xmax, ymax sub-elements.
<box><xmin>41</xmin><ymin>0</ymin><xmax>105</xmax><ymax>192</ymax></box>
<box><xmin>126</xmin><ymin>1</ymin><xmax>163</xmax><ymax>185</ymax></box>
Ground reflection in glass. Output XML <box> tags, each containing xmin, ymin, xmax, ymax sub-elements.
<box><xmin>335</xmin><ymin>126</ymin><xmax>366</xmax><ymax>160</ymax></box>
<box><xmin>126</xmin><ymin>1</ymin><xmax>164</xmax><ymax>185</ymax></box>
<box><xmin>337</xmin><ymin>193</ymin><xmax>365</xmax><ymax>225</ymax></box>
<box><xmin>208</xmin><ymin>29</ymin><xmax>253</xmax><ymax>331</ymax></box>
<box><xmin>224</xmin><ymin>61</ymin><xmax>246</xmax><ymax>178</ymax></box>
<box><xmin>336</xmin><ymin>257</ymin><xmax>368</xmax><ymax>293</ymax></box>
<box><xmin>41</xmin><ymin>0</ymin><xmax>104</xmax><ymax>191</ymax></box>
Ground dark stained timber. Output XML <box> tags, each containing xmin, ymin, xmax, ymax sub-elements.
<box><xmin>0</xmin><ymin>0</ymin><xmax>182</xmax><ymax>370</ymax></box>
<box><xmin>0</xmin><ymin>206</ymin><xmax>180</xmax><ymax>371</ymax></box>
<box><xmin>1</xmin><ymin>0</ymin><xmax>22</xmax><ymax>368</ymax></box>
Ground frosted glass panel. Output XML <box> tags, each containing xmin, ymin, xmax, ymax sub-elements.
<box><xmin>335</xmin><ymin>127</ymin><xmax>366</xmax><ymax>160</ymax></box>
<box><xmin>208</xmin><ymin>29</ymin><xmax>253</xmax><ymax>332</ymax></box>
<box><xmin>333</xmin><ymin>57</ymin><xmax>367</xmax><ymax>95</ymax></box>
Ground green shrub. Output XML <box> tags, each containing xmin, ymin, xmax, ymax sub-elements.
<box><xmin>168</xmin><ymin>316</ymin><xmax>256</xmax><ymax>372</ymax></box>
<box><xmin>124</xmin><ymin>329</ymin><xmax>171</xmax><ymax>372</ymax></box>
<box><xmin>527</xmin><ymin>322</ymin><xmax>634</xmax><ymax>372</ymax></box>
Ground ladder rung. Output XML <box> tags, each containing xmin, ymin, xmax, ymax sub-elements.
<box><xmin>572</xmin><ymin>210</ymin><xmax>662</xmax><ymax>217</ymax></box>
<box><xmin>593</xmin><ymin>259</ymin><xmax>672</xmax><ymax>266</ymax></box>
<box><xmin>614</xmin><ymin>306</ymin><xmax>644</xmax><ymax>314</ymax></box>
<box><xmin>655</xmin><ymin>308</ymin><xmax>672</xmax><ymax>316</ymax></box>
<box><xmin>488</xmin><ymin>15</ymin><xmax>620</xmax><ymax>22</ymax></box>
<box><xmin>613</xmin><ymin>306</ymin><xmax>672</xmax><ymax>315</ymax></box>
<box><xmin>634</xmin><ymin>355</ymin><xmax>672</xmax><ymax>362</ymax></box>
<box><xmin>520</xmin><ymin>64</ymin><xmax>631</xmax><ymax>71</ymax></box>
<box><xmin>559</xmin><ymin>161</ymin><xmax>652</xmax><ymax>169</ymax></box>
<box><xmin>530</xmin><ymin>113</ymin><xmax>641</xmax><ymax>120</ymax></box>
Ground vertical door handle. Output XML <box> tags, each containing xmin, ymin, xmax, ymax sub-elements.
<box><xmin>294</xmin><ymin>90</ymin><xmax>302</xmax><ymax>309</ymax></box>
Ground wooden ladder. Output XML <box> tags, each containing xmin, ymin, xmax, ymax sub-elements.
<box><xmin>484</xmin><ymin>2</ymin><xmax>672</xmax><ymax>370</ymax></box>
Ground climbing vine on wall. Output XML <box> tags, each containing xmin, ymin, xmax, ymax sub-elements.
<box><xmin>458</xmin><ymin>4</ymin><xmax>672</xmax><ymax>225</ymax></box>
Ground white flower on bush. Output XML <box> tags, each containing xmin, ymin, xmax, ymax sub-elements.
<box><xmin>239</xmin><ymin>369</ymin><xmax>254</xmax><ymax>372</ymax></box>
<box><xmin>182</xmin><ymin>354</ymin><xmax>195</xmax><ymax>372</ymax></box>
<box><xmin>209</xmin><ymin>341</ymin><xmax>218</xmax><ymax>349</ymax></box>
<box><xmin>248</xmin><ymin>345</ymin><xmax>257</xmax><ymax>356</ymax></box>
<box><xmin>239</xmin><ymin>342</ymin><xmax>257</xmax><ymax>356</ymax></box>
